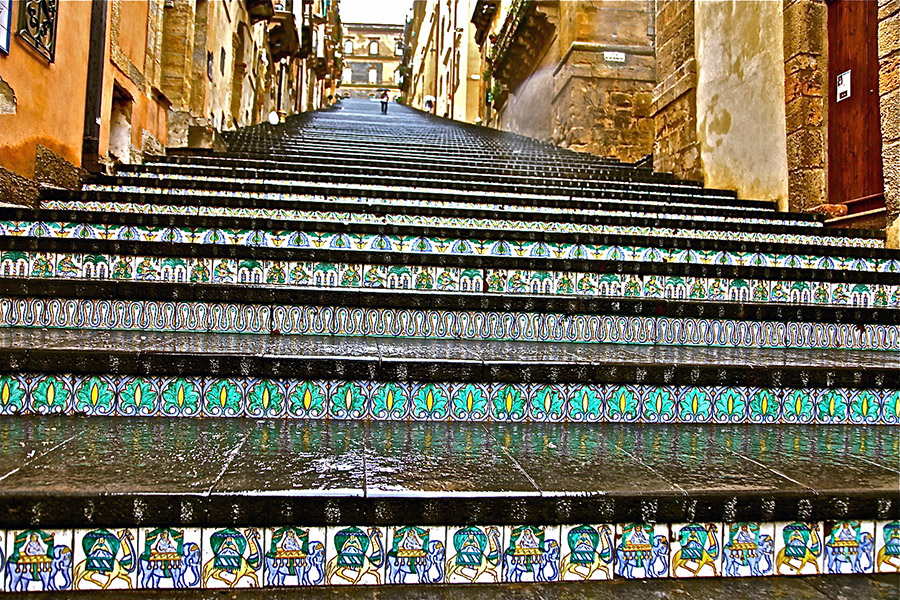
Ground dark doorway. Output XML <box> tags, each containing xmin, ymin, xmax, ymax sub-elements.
<box><xmin>827</xmin><ymin>0</ymin><xmax>884</xmax><ymax>215</ymax></box>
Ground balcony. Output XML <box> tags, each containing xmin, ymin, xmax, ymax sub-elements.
<box><xmin>245</xmin><ymin>0</ymin><xmax>275</xmax><ymax>24</ymax></box>
<box><xmin>269</xmin><ymin>11</ymin><xmax>300</xmax><ymax>62</ymax></box>
<box><xmin>471</xmin><ymin>0</ymin><xmax>499</xmax><ymax>47</ymax></box>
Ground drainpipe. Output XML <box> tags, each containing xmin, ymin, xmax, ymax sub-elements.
<box><xmin>82</xmin><ymin>0</ymin><xmax>109</xmax><ymax>174</ymax></box>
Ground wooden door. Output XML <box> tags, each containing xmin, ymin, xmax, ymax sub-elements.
<box><xmin>827</xmin><ymin>0</ymin><xmax>884</xmax><ymax>210</ymax></box>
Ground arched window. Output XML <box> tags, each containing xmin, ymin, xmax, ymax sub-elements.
<box><xmin>343</xmin><ymin>40</ymin><xmax>353</xmax><ymax>55</ymax></box>
<box><xmin>368</xmin><ymin>40</ymin><xmax>379</xmax><ymax>55</ymax></box>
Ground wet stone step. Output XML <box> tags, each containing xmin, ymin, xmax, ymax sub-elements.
<box><xmin>9</xmin><ymin>205</ymin><xmax>880</xmax><ymax>248</ymax></box>
<box><xmin>40</xmin><ymin>193</ymin><xmax>832</xmax><ymax>232</ymax></box>
<box><xmin>2</xmin><ymin>216</ymin><xmax>896</xmax><ymax>272</ymax></box>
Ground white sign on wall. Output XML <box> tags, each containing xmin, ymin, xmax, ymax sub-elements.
<box><xmin>603</xmin><ymin>51</ymin><xmax>626</xmax><ymax>63</ymax></box>
<box><xmin>0</xmin><ymin>0</ymin><xmax>11</xmax><ymax>55</ymax></box>
<box><xmin>837</xmin><ymin>70</ymin><xmax>851</xmax><ymax>103</ymax></box>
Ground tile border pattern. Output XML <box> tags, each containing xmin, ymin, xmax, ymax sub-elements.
<box><xmin>1</xmin><ymin>220</ymin><xmax>894</xmax><ymax>273</ymax></box>
<box><xmin>0</xmin><ymin>375</ymin><xmax>897</xmax><ymax>424</ymax></box>
<box><xmin>2</xmin><ymin>252</ymin><xmax>898</xmax><ymax>308</ymax></box>
<box><xmin>0</xmin><ymin>520</ymin><xmax>895</xmax><ymax>591</ymax></box>
<box><xmin>42</xmin><ymin>199</ymin><xmax>872</xmax><ymax>245</ymax></box>
<box><xmin>3</xmin><ymin>297</ymin><xmax>900</xmax><ymax>351</ymax></box>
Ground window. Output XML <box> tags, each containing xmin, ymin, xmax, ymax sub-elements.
<box><xmin>342</xmin><ymin>66</ymin><xmax>352</xmax><ymax>84</ymax></box>
<box><xmin>16</xmin><ymin>0</ymin><xmax>59</xmax><ymax>61</ymax></box>
<box><xmin>394</xmin><ymin>41</ymin><xmax>403</xmax><ymax>56</ymax></box>
<box><xmin>368</xmin><ymin>66</ymin><xmax>377</xmax><ymax>85</ymax></box>
<box><xmin>220</xmin><ymin>47</ymin><xmax>226</xmax><ymax>76</ymax></box>
<box><xmin>343</xmin><ymin>39</ymin><xmax>353</xmax><ymax>55</ymax></box>
<box><xmin>368</xmin><ymin>40</ymin><xmax>378</xmax><ymax>55</ymax></box>
<box><xmin>0</xmin><ymin>0</ymin><xmax>11</xmax><ymax>55</ymax></box>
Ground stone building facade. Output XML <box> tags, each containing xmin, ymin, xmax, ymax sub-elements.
<box><xmin>0</xmin><ymin>0</ymin><xmax>340</xmax><ymax>206</ymax></box>
<box><xmin>403</xmin><ymin>0</ymin><xmax>656</xmax><ymax>163</ymax></box>
<box><xmin>654</xmin><ymin>0</ymin><xmax>897</xmax><ymax>243</ymax></box>
<box><xmin>339</xmin><ymin>23</ymin><xmax>404</xmax><ymax>99</ymax></box>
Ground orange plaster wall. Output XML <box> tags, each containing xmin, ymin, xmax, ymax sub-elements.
<box><xmin>97</xmin><ymin>3</ymin><xmax>168</xmax><ymax>159</ymax></box>
<box><xmin>118</xmin><ymin>0</ymin><xmax>149</xmax><ymax>70</ymax></box>
<box><xmin>0</xmin><ymin>0</ymin><xmax>92</xmax><ymax>177</ymax></box>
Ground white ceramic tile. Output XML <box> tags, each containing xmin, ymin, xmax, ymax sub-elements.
<box><xmin>136</xmin><ymin>527</ymin><xmax>201</xmax><ymax>589</ymax></box>
<box><xmin>501</xmin><ymin>525</ymin><xmax>561</xmax><ymax>583</ymax></box>
<box><xmin>325</xmin><ymin>526</ymin><xmax>385</xmax><ymax>585</ymax></box>
<box><xmin>875</xmin><ymin>520</ymin><xmax>900</xmax><ymax>574</ymax></box>
<box><xmin>72</xmin><ymin>528</ymin><xmax>137</xmax><ymax>590</ymax></box>
<box><xmin>444</xmin><ymin>525</ymin><xmax>503</xmax><ymax>584</ymax></box>
<box><xmin>721</xmin><ymin>522</ymin><xmax>775</xmax><ymax>577</ymax></box>
<box><xmin>263</xmin><ymin>526</ymin><xmax>326</xmax><ymax>586</ymax></box>
<box><xmin>200</xmin><ymin>527</ymin><xmax>264</xmax><ymax>588</ymax></box>
<box><xmin>384</xmin><ymin>526</ymin><xmax>446</xmax><ymax>584</ymax></box>
<box><xmin>614</xmin><ymin>523</ymin><xmax>670</xmax><ymax>579</ymax></box>
<box><xmin>5</xmin><ymin>528</ymin><xmax>73</xmax><ymax>592</ymax></box>
<box><xmin>823</xmin><ymin>520</ymin><xmax>875</xmax><ymax>575</ymax></box>
<box><xmin>773</xmin><ymin>521</ymin><xmax>823</xmax><ymax>576</ymax></box>
<box><xmin>670</xmin><ymin>523</ymin><xmax>722</xmax><ymax>578</ymax></box>
<box><xmin>559</xmin><ymin>524</ymin><xmax>614</xmax><ymax>581</ymax></box>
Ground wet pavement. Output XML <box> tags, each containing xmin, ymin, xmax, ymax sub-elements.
<box><xmin>0</xmin><ymin>417</ymin><xmax>895</xmax><ymax>528</ymax></box>
<box><xmin>11</xmin><ymin>573</ymin><xmax>898</xmax><ymax>599</ymax></box>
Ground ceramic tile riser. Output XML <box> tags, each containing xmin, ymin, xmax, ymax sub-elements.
<box><xmin>0</xmin><ymin>99</ymin><xmax>896</xmax><ymax>593</ymax></box>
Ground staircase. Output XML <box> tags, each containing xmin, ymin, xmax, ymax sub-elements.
<box><xmin>0</xmin><ymin>98</ymin><xmax>897</xmax><ymax>592</ymax></box>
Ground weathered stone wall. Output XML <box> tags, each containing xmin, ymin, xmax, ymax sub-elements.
<box><xmin>161</xmin><ymin>0</ymin><xmax>197</xmax><ymax>109</ymax></box>
<box><xmin>881</xmin><ymin>0</ymin><xmax>900</xmax><ymax>247</ymax></box>
<box><xmin>695</xmin><ymin>0</ymin><xmax>789</xmax><ymax>208</ymax></box>
<box><xmin>783</xmin><ymin>0</ymin><xmax>828</xmax><ymax>212</ymax></box>
<box><xmin>652</xmin><ymin>0</ymin><xmax>700</xmax><ymax>180</ymax></box>
<box><xmin>551</xmin><ymin>1</ymin><xmax>655</xmax><ymax>162</ymax></box>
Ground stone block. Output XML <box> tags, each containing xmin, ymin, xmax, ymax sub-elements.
<box><xmin>784</xmin><ymin>54</ymin><xmax>825</xmax><ymax>102</ymax></box>
<box><xmin>787</xmin><ymin>128</ymin><xmax>825</xmax><ymax>167</ymax></box>
<box><xmin>787</xmin><ymin>167</ymin><xmax>827</xmax><ymax>211</ymax></box>
<box><xmin>0</xmin><ymin>164</ymin><xmax>40</xmax><ymax>207</ymax></box>
<box><xmin>34</xmin><ymin>145</ymin><xmax>86</xmax><ymax>189</ymax></box>
<box><xmin>880</xmin><ymin>0</ymin><xmax>900</xmax><ymax>20</ymax></box>
<box><xmin>187</xmin><ymin>125</ymin><xmax>227</xmax><ymax>152</ymax></box>
<box><xmin>879</xmin><ymin>14</ymin><xmax>899</xmax><ymax>59</ymax></box>
<box><xmin>881</xmin><ymin>53</ymin><xmax>900</xmax><ymax>95</ymax></box>
<box><xmin>785</xmin><ymin>95</ymin><xmax>825</xmax><ymax>133</ymax></box>
<box><xmin>881</xmin><ymin>88</ymin><xmax>900</xmax><ymax>141</ymax></box>
<box><xmin>783</xmin><ymin>0</ymin><xmax>827</xmax><ymax>59</ymax></box>
<box><xmin>884</xmin><ymin>140</ymin><xmax>900</xmax><ymax>215</ymax></box>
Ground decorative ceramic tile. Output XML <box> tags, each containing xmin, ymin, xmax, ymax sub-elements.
<box><xmin>559</xmin><ymin>524</ymin><xmax>614</xmax><ymax>581</ymax></box>
<box><xmin>614</xmin><ymin>523</ymin><xmax>670</xmax><ymax>579</ymax></box>
<box><xmin>384</xmin><ymin>526</ymin><xmax>446</xmax><ymax>584</ymax></box>
<box><xmin>325</xmin><ymin>526</ymin><xmax>385</xmax><ymax>585</ymax></box>
<box><xmin>136</xmin><ymin>527</ymin><xmax>202</xmax><ymax>589</ymax></box>
<box><xmin>5</xmin><ymin>528</ymin><xmax>73</xmax><ymax>592</ymax></box>
<box><xmin>721</xmin><ymin>522</ymin><xmax>775</xmax><ymax>577</ymax></box>
<box><xmin>200</xmin><ymin>527</ymin><xmax>264</xmax><ymax>588</ymax></box>
<box><xmin>670</xmin><ymin>523</ymin><xmax>722</xmax><ymax>578</ymax></box>
<box><xmin>444</xmin><ymin>526</ymin><xmax>503</xmax><ymax>584</ymax></box>
<box><xmin>773</xmin><ymin>522</ymin><xmax>823</xmax><ymax>576</ymax></box>
<box><xmin>263</xmin><ymin>526</ymin><xmax>326</xmax><ymax>586</ymax></box>
<box><xmin>823</xmin><ymin>521</ymin><xmax>875</xmax><ymax>575</ymax></box>
<box><xmin>875</xmin><ymin>521</ymin><xmax>900</xmax><ymax>574</ymax></box>
<box><xmin>72</xmin><ymin>528</ymin><xmax>138</xmax><ymax>590</ymax></box>
<box><xmin>501</xmin><ymin>525</ymin><xmax>560</xmax><ymax>583</ymax></box>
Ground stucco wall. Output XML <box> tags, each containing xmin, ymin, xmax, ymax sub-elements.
<box><xmin>0</xmin><ymin>0</ymin><xmax>92</xmax><ymax>178</ymax></box>
<box><xmin>498</xmin><ymin>44</ymin><xmax>557</xmax><ymax>143</ymax></box>
<box><xmin>695</xmin><ymin>0</ymin><xmax>790</xmax><ymax>207</ymax></box>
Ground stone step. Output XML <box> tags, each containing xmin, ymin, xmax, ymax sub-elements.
<box><xmin>2</xmin><ymin>211</ymin><xmax>896</xmax><ymax>275</ymax></box>
<box><xmin>96</xmin><ymin>171</ymin><xmax>768</xmax><ymax>213</ymax></box>
<box><xmin>140</xmin><ymin>153</ymin><xmax>701</xmax><ymax>188</ymax></box>
<box><xmin>0</xmin><ymin>418</ymin><xmax>894</xmax><ymax>589</ymax></box>
<box><xmin>0</xmin><ymin>328</ymin><xmax>897</xmax><ymax>424</ymax></box>
<box><xmin>2</xmin><ymin>235</ymin><xmax>898</xmax><ymax>310</ymax></box>
<box><xmin>41</xmin><ymin>189</ymin><xmax>829</xmax><ymax>231</ymax></box>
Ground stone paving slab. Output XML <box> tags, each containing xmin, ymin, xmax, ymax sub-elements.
<box><xmin>0</xmin><ymin>417</ymin><xmax>895</xmax><ymax>528</ymax></box>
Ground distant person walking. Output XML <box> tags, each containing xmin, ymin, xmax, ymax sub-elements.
<box><xmin>380</xmin><ymin>90</ymin><xmax>389</xmax><ymax>114</ymax></box>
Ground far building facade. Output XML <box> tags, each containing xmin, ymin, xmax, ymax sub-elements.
<box><xmin>339</xmin><ymin>22</ymin><xmax>404</xmax><ymax>99</ymax></box>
